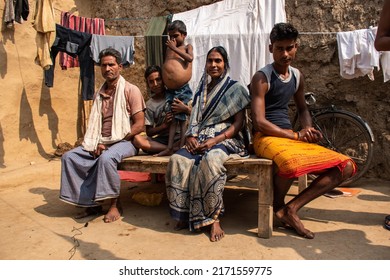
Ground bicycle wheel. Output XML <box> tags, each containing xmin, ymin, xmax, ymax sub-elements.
<box><xmin>312</xmin><ymin>111</ymin><xmax>374</xmax><ymax>186</ymax></box>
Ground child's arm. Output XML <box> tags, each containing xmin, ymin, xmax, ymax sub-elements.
<box><xmin>166</xmin><ymin>40</ymin><xmax>193</xmax><ymax>62</ymax></box>
<box><xmin>145</xmin><ymin>112</ymin><xmax>173</xmax><ymax>137</ymax></box>
<box><xmin>171</xmin><ymin>98</ymin><xmax>192</xmax><ymax>115</ymax></box>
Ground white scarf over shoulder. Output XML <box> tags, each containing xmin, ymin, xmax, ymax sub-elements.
<box><xmin>82</xmin><ymin>75</ymin><xmax>130</xmax><ymax>151</ymax></box>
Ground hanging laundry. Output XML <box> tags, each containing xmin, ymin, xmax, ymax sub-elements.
<box><xmin>337</xmin><ymin>27</ymin><xmax>380</xmax><ymax>81</ymax></box>
<box><xmin>4</xmin><ymin>0</ymin><xmax>15</xmax><ymax>28</ymax></box>
<box><xmin>172</xmin><ymin>0</ymin><xmax>286</xmax><ymax>91</ymax></box>
<box><xmin>32</xmin><ymin>0</ymin><xmax>56</xmax><ymax>70</ymax></box>
<box><xmin>145</xmin><ymin>16</ymin><xmax>169</xmax><ymax>67</ymax></box>
<box><xmin>4</xmin><ymin>0</ymin><xmax>29</xmax><ymax>28</ymax></box>
<box><xmin>45</xmin><ymin>24</ymin><xmax>95</xmax><ymax>100</ymax></box>
<box><xmin>379</xmin><ymin>51</ymin><xmax>390</xmax><ymax>83</ymax></box>
<box><xmin>60</xmin><ymin>12</ymin><xmax>105</xmax><ymax>69</ymax></box>
<box><xmin>14</xmin><ymin>0</ymin><xmax>29</xmax><ymax>24</ymax></box>
<box><xmin>90</xmin><ymin>34</ymin><xmax>135</xmax><ymax>67</ymax></box>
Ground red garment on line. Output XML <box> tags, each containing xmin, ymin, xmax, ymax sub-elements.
<box><xmin>59</xmin><ymin>11</ymin><xmax>105</xmax><ymax>69</ymax></box>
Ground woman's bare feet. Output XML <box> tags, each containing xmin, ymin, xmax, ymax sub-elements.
<box><xmin>275</xmin><ymin>206</ymin><xmax>314</xmax><ymax>239</ymax></box>
<box><xmin>210</xmin><ymin>220</ymin><xmax>224</xmax><ymax>242</ymax></box>
<box><xmin>103</xmin><ymin>199</ymin><xmax>122</xmax><ymax>223</ymax></box>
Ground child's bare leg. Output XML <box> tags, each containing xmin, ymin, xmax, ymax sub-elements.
<box><xmin>134</xmin><ymin>135</ymin><xmax>167</xmax><ymax>154</ymax></box>
<box><xmin>146</xmin><ymin>139</ymin><xmax>169</xmax><ymax>154</ymax></box>
<box><xmin>154</xmin><ymin>120</ymin><xmax>176</xmax><ymax>156</ymax></box>
<box><xmin>132</xmin><ymin>135</ymin><xmax>145</xmax><ymax>150</ymax></box>
<box><xmin>179</xmin><ymin>120</ymin><xmax>187</xmax><ymax>148</ymax></box>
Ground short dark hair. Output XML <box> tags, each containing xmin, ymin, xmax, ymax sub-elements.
<box><xmin>207</xmin><ymin>46</ymin><xmax>230</xmax><ymax>70</ymax></box>
<box><xmin>144</xmin><ymin>65</ymin><xmax>162</xmax><ymax>80</ymax></box>
<box><xmin>269</xmin><ymin>23</ymin><xmax>299</xmax><ymax>44</ymax></box>
<box><xmin>168</xmin><ymin>20</ymin><xmax>187</xmax><ymax>35</ymax></box>
<box><xmin>98</xmin><ymin>47</ymin><xmax>122</xmax><ymax>65</ymax></box>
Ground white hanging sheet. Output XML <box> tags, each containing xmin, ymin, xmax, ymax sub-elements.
<box><xmin>172</xmin><ymin>0</ymin><xmax>286</xmax><ymax>91</ymax></box>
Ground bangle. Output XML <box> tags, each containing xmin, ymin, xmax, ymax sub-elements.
<box><xmin>224</xmin><ymin>132</ymin><xmax>229</xmax><ymax>139</ymax></box>
<box><xmin>297</xmin><ymin>131</ymin><xmax>301</xmax><ymax>140</ymax></box>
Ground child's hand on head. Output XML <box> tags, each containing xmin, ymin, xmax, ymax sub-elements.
<box><xmin>166</xmin><ymin>39</ymin><xmax>177</xmax><ymax>49</ymax></box>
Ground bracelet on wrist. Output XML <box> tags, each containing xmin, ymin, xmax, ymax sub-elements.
<box><xmin>297</xmin><ymin>131</ymin><xmax>301</xmax><ymax>140</ymax></box>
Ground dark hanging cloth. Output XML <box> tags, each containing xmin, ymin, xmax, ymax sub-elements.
<box><xmin>59</xmin><ymin>11</ymin><xmax>105</xmax><ymax>69</ymax></box>
<box><xmin>145</xmin><ymin>16</ymin><xmax>169</xmax><ymax>67</ymax></box>
<box><xmin>15</xmin><ymin>0</ymin><xmax>30</xmax><ymax>24</ymax></box>
<box><xmin>45</xmin><ymin>24</ymin><xmax>95</xmax><ymax>100</ymax></box>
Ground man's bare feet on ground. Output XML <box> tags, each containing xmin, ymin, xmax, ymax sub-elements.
<box><xmin>154</xmin><ymin>148</ymin><xmax>174</xmax><ymax>157</ymax></box>
<box><xmin>103</xmin><ymin>205</ymin><xmax>122</xmax><ymax>223</ymax></box>
<box><xmin>210</xmin><ymin>220</ymin><xmax>224</xmax><ymax>242</ymax></box>
<box><xmin>74</xmin><ymin>205</ymin><xmax>103</xmax><ymax>219</ymax></box>
<box><xmin>275</xmin><ymin>206</ymin><xmax>315</xmax><ymax>239</ymax></box>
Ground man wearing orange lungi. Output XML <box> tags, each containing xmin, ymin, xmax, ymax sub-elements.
<box><xmin>250</xmin><ymin>23</ymin><xmax>356</xmax><ymax>239</ymax></box>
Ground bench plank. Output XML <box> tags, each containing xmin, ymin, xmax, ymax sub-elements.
<box><xmin>118</xmin><ymin>154</ymin><xmax>274</xmax><ymax>238</ymax></box>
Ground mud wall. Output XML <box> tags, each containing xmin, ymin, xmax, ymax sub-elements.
<box><xmin>0</xmin><ymin>0</ymin><xmax>388</xmax><ymax>180</ymax></box>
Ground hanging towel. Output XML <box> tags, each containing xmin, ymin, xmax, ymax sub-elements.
<box><xmin>32</xmin><ymin>0</ymin><xmax>56</xmax><ymax>70</ymax></box>
<box><xmin>82</xmin><ymin>75</ymin><xmax>130</xmax><ymax>151</ymax></box>
<box><xmin>60</xmin><ymin>12</ymin><xmax>105</xmax><ymax>69</ymax></box>
<box><xmin>90</xmin><ymin>34</ymin><xmax>135</xmax><ymax>66</ymax></box>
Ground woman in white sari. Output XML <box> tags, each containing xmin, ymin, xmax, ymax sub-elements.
<box><xmin>166</xmin><ymin>46</ymin><xmax>251</xmax><ymax>242</ymax></box>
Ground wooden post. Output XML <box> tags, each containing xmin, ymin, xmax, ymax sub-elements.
<box><xmin>257</xmin><ymin>164</ymin><xmax>273</xmax><ymax>238</ymax></box>
<box><xmin>298</xmin><ymin>174</ymin><xmax>308</xmax><ymax>193</ymax></box>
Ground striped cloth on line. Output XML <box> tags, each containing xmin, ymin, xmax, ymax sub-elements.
<box><xmin>59</xmin><ymin>11</ymin><xmax>105</xmax><ymax>69</ymax></box>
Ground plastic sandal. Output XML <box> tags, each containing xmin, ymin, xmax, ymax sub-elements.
<box><xmin>384</xmin><ymin>215</ymin><xmax>390</xmax><ymax>230</ymax></box>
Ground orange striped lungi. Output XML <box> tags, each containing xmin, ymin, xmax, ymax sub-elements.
<box><xmin>253</xmin><ymin>132</ymin><xmax>356</xmax><ymax>178</ymax></box>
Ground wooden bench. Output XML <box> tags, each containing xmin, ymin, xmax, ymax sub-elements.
<box><xmin>118</xmin><ymin>154</ymin><xmax>274</xmax><ymax>238</ymax></box>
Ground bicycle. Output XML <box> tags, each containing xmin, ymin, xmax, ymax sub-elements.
<box><xmin>290</xmin><ymin>92</ymin><xmax>375</xmax><ymax>186</ymax></box>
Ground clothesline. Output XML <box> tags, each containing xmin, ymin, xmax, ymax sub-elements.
<box><xmin>52</xmin><ymin>7</ymin><xmax>375</xmax><ymax>36</ymax></box>
<box><xmin>300</xmin><ymin>31</ymin><xmax>339</xmax><ymax>35</ymax></box>
<box><xmin>128</xmin><ymin>35</ymin><xmax>168</xmax><ymax>38</ymax></box>
<box><xmin>105</xmin><ymin>17</ymin><xmax>150</xmax><ymax>21</ymax></box>
<box><xmin>300</xmin><ymin>29</ymin><xmax>376</xmax><ymax>35</ymax></box>
<box><xmin>78</xmin><ymin>32</ymin><xmax>365</xmax><ymax>38</ymax></box>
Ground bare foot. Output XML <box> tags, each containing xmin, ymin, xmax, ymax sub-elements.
<box><xmin>174</xmin><ymin>221</ymin><xmax>189</xmax><ymax>231</ymax></box>
<box><xmin>154</xmin><ymin>148</ymin><xmax>174</xmax><ymax>157</ymax></box>
<box><xmin>103</xmin><ymin>205</ymin><xmax>122</xmax><ymax>223</ymax></box>
<box><xmin>275</xmin><ymin>206</ymin><xmax>314</xmax><ymax>239</ymax></box>
<box><xmin>74</xmin><ymin>205</ymin><xmax>103</xmax><ymax>219</ymax></box>
<box><xmin>210</xmin><ymin>220</ymin><xmax>224</xmax><ymax>242</ymax></box>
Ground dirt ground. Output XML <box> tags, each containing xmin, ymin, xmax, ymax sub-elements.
<box><xmin>0</xmin><ymin>158</ymin><xmax>389</xmax><ymax>260</ymax></box>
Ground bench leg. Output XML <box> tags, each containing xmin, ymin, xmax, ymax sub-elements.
<box><xmin>151</xmin><ymin>173</ymin><xmax>158</xmax><ymax>184</ymax></box>
<box><xmin>298</xmin><ymin>174</ymin><xmax>308</xmax><ymax>193</ymax></box>
<box><xmin>257</xmin><ymin>165</ymin><xmax>273</xmax><ymax>238</ymax></box>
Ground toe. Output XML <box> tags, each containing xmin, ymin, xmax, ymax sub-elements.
<box><xmin>302</xmin><ymin>230</ymin><xmax>315</xmax><ymax>239</ymax></box>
